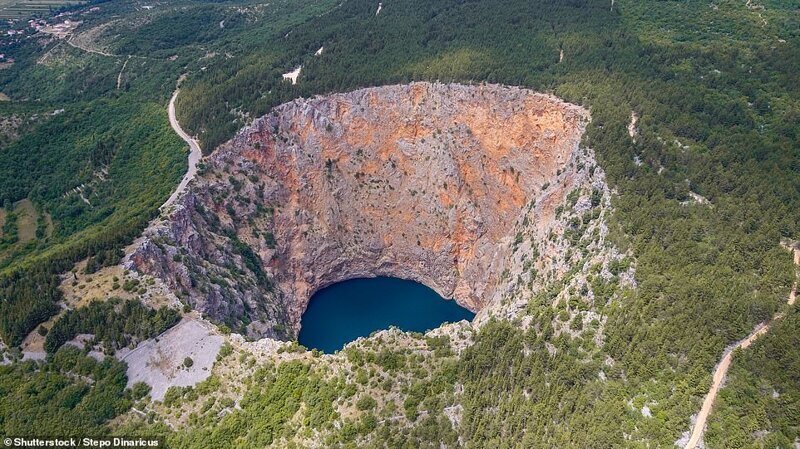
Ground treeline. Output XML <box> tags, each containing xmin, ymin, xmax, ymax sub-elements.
<box><xmin>0</xmin><ymin>346</ymin><xmax>139</xmax><ymax>437</ymax></box>
<box><xmin>85</xmin><ymin>248</ymin><xmax>123</xmax><ymax>274</ymax></box>
<box><xmin>44</xmin><ymin>298</ymin><xmax>180</xmax><ymax>354</ymax></box>
<box><xmin>0</xmin><ymin>97</ymin><xmax>186</xmax><ymax>346</ymax></box>
<box><xmin>0</xmin><ymin>265</ymin><xmax>60</xmax><ymax>347</ymax></box>
<box><xmin>0</xmin><ymin>212</ymin><xmax>155</xmax><ymax>346</ymax></box>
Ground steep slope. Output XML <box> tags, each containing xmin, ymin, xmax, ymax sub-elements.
<box><xmin>127</xmin><ymin>82</ymin><xmax>610</xmax><ymax>340</ymax></box>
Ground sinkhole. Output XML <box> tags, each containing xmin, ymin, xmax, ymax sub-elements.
<box><xmin>129</xmin><ymin>82</ymin><xmax>593</xmax><ymax>341</ymax></box>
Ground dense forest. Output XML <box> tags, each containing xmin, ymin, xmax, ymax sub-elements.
<box><xmin>44</xmin><ymin>298</ymin><xmax>180</xmax><ymax>355</ymax></box>
<box><xmin>0</xmin><ymin>0</ymin><xmax>797</xmax><ymax>446</ymax></box>
<box><xmin>168</xmin><ymin>1</ymin><xmax>800</xmax><ymax>443</ymax></box>
<box><xmin>0</xmin><ymin>97</ymin><xmax>187</xmax><ymax>345</ymax></box>
<box><xmin>0</xmin><ymin>346</ymin><xmax>142</xmax><ymax>437</ymax></box>
<box><xmin>706</xmin><ymin>309</ymin><xmax>800</xmax><ymax>447</ymax></box>
<box><xmin>0</xmin><ymin>29</ymin><xmax>188</xmax><ymax>345</ymax></box>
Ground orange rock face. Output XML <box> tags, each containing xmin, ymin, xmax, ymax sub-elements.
<box><xmin>130</xmin><ymin>83</ymin><xmax>592</xmax><ymax>338</ymax></box>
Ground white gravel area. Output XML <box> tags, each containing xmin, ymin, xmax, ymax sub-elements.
<box><xmin>118</xmin><ymin>317</ymin><xmax>223</xmax><ymax>401</ymax></box>
<box><xmin>21</xmin><ymin>351</ymin><xmax>46</xmax><ymax>362</ymax></box>
<box><xmin>282</xmin><ymin>66</ymin><xmax>302</xmax><ymax>84</ymax></box>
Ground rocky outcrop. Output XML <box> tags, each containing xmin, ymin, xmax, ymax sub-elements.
<box><xmin>128</xmin><ymin>82</ymin><xmax>599</xmax><ymax>339</ymax></box>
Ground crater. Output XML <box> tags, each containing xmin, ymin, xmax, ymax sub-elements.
<box><xmin>128</xmin><ymin>82</ymin><xmax>595</xmax><ymax>340</ymax></box>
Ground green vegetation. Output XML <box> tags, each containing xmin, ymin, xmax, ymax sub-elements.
<box><xmin>0</xmin><ymin>0</ymin><xmax>341</xmax><ymax>351</ymax></box>
<box><xmin>0</xmin><ymin>346</ymin><xmax>135</xmax><ymax>437</ymax></box>
<box><xmin>44</xmin><ymin>298</ymin><xmax>180</xmax><ymax>354</ymax></box>
<box><xmin>356</xmin><ymin>394</ymin><xmax>377</xmax><ymax>411</ymax></box>
<box><xmin>0</xmin><ymin>0</ymin><xmax>797</xmax><ymax>445</ymax></box>
<box><xmin>706</xmin><ymin>310</ymin><xmax>800</xmax><ymax>447</ymax></box>
<box><xmin>168</xmin><ymin>0</ymin><xmax>799</xmax><ymax>441</ymax></box>
<box><xmin>166</xmin><ymin>361</ymin><xmax>343</xmax><ymax>448</ymax></box>
<box><xmin>0</xmin><ymin>0</ymin><xmax>86</xmax><ymax>20</ymax></box>
<box><xmin>0</xmin><ymin>97</ymin><xmax>186</xmax><ymax>346</ymax></box>
<box><xmin>0</xmin><ymin>19</ymin><xmax>187</xmax><ymax>345</ymax></box>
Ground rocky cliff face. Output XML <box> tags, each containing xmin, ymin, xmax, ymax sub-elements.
<box><xmin>128</xmin><ymin>82</ymin><xmax>602</xmax><ymax>339</ymax></box>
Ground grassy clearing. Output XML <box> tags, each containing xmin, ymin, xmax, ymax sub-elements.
<box><xmin>0</xmin><ymin>199</ymin><xmax>40</xmax><ymax>262</ymax></box>
<box><xmin>14</xmin><ymin>199</ymin><xmax>36</xmax><ymax>243</ymax></box>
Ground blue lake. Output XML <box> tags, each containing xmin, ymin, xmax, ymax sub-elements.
<box><xmin>298</xmin><ymin>277</ymin><xmax>475</xmax><ymax>353</ymax></box>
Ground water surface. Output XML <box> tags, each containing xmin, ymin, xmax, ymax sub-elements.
<box><xmin>298</xmin><ymin>277</ymin><xmax>474</xmax><ymax>353</ymax></box>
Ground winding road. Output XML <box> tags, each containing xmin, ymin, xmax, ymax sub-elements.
<box><xmin>161</xmin><ymin>78</ymin><xmax>202</xmax><ymax>212</ymax></box>
<box><xmin>121</xmin><ymin>76</ymin><xmax>201</xmax><ymax>260</ymax></box>
<box><xmin>684</xmin><ymin>244</ymin><xmax>798</xmax><ymax>448</ymax></box>
<box><xmin>61</xmin><ymin>32</ymin><xmax>200</xmax><ymax>209</ymax></box>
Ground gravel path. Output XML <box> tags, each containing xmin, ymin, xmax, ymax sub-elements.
<box><xmin>684</xmin><ymin>245</ymin><xmax>799</xmax><ymax>448</ymax></box>
<box><xmin>161</xmin><ymin>77</ymin><xmax>202</xmax><ymax>212</ymax></box>
<box><xmin>116</xmin><ymin>56</ymin><xmax>131</xmax><ymax>90</ymax></box>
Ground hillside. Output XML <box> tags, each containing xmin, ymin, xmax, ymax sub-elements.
<box><xmin>0</xmin><ymin>0</ymin><xmax>798</xmax><ymax>447</ymax></box>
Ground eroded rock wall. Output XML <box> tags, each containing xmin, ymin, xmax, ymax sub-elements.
<box><xmin>128</xmin><ymin>82</ymin><xmax>595</xmax><ymax>339</ymax></box>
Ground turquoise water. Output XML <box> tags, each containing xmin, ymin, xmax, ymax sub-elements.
<box><xmin>298</xmin><ymin>277</ymin><xmax>475</xmax><ymax>353</ymax></box>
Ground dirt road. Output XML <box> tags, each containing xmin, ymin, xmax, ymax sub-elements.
<box><xmin>685</xmin><ymin>245</ymin><xmax>798</xmax><ymax>448</ymax></box>
<box><xmin>116</xmin><ymin>56</ymin><xmax>130</xmax><ymax>90</ymax></box>
<box><xmin>121</xmin><ymin>77</ymin><xmax>201</xmax><ymax>260</ymax></box>
<box><xmin>161</xmin><ymin>79</ymin><xmax>202</xmax><ymax>212</ymax></box>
